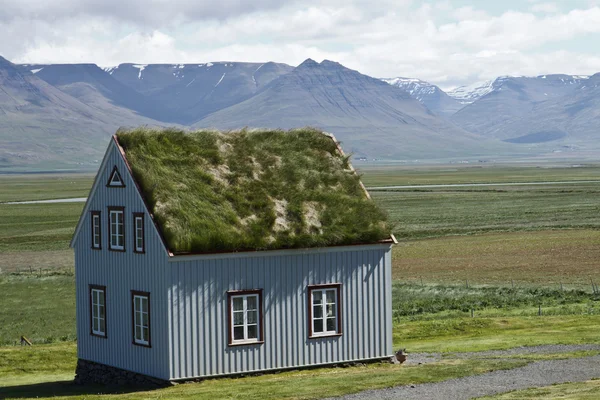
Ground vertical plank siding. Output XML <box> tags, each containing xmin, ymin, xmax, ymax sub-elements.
<box><xmin>74</xmin><ymin>142</ymin><xmax>170</xmax><ymax>380</ymax></box>
<box><xmin>168</xmin><ymin>245</ymin><xmax>392</xmax><ymax>380</ymax></box>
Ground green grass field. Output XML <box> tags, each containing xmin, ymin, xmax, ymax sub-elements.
<box><xmin>0</xmin><ymin>273</ymin><xmax>75</xmax><ymax>345</ymax></box>
<box><xmin>374</xmin><ymin>184</ymin><xmax>600</xmax><ymax>240</ymax></box>
<box><xmin>358</xmin><ymin>164</ymin><xmax>600</xmax><ymax>187</ymax></box>
<box><xmin>0</xmin><ymin>343</ymin><xmax>525</xmax><ymax>399</ymax></box>
<box><xmin>2</xmin><ymin>165</ymin><xmax>600</xmax><ymax>399</ymax></box>
<box><xmin>0</xmin><ymin>174</ymin><xmax>93</xmax><ymax>203</ymax></box>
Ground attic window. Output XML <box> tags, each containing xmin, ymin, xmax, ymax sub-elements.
<box><xmin>108</xmin><ymin>207</ymin><xmax>125</xmax><ymax>251</ymax></box>
<box><xmin>107</xmin><ymin>166</ymin><xmax>125</xmax><ymax>187</ymax></box>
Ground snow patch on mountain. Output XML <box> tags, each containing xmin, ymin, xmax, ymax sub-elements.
<box><xmin>132</xmin><ymin>64</ymin><xmax>147</xmax><ymax>79</ymax></box>
<box><xmin>382</xmin><ymin>77</ymin><xmax>437</xmax><ymax>102</ymax></box>
<box><xmin>30</xmin><ymin>68</ymin><xmax>44</xmax><ymax>74</ymax></box>
<box><xmin>448</xmin><ymin>80</ymin><xmax>495</xmax><ymax>104</ymax></box>
<box><xmin>215</xmin><ymin>73</ymin><xmax>226</xmax><ymax>87</ymax></box>
<box><xmin>449</xmin><ymin>74</ymin><xmax>592</xmax><ymax>104</ymax></box>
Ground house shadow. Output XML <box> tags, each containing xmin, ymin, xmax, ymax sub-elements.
<box><xmin>0</xmin><ymin>379</ymin><xmax>165</xmax><ymax>399</ymax></box>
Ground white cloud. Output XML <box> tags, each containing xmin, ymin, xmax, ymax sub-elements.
<box><xmin>2</xmin><ymin>1</ymin><xmax>600</xmax><ymax>88</ymax></box>
<box><xmin>530</xmin><ymin>3</ymin><xmax>560</xmax><ymax>13</ymax></box>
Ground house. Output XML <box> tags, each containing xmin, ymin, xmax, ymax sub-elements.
<box><xmin>70</xmin><ymin>127</ymin><xmax>396</xmax><ymax>384</ymax></box>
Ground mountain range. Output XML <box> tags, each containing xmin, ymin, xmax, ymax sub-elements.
<box><xmin>1</xmin><ymin>54</ymin><xmax>599</xmax><ymax>170</ymax></box>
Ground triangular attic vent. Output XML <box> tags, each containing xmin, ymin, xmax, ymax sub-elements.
<box><xmin>106</xmin><ymin>166</ymin><xmax>125</xmax><ymax>187</ymax></box>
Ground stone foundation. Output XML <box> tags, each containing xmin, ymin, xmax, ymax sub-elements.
<box><xmin>74</xmin><ymin>359</ymin><xmax>170</xmax><ymax>387</ymax></box>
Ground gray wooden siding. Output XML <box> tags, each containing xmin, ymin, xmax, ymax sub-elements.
<box><xmin>74</xmin><ymin>141</ymin><xmax>171</xmax><ymax>380</ymax></box>
<box><xmin>168</xmin><ymin>245</ymin><xmax>392</xmax><ymax>380</ymax></box>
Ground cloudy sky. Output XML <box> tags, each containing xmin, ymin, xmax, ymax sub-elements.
<box><xmin>2</xmin><ymin>0</ymin><xmax>600</xmax><ymax>89</ymax></box>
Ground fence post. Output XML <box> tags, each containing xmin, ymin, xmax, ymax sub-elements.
<box><xmin>538</xmin><ymin>304</ymin><xmax>542</xmax><ymax>316</ymax></box>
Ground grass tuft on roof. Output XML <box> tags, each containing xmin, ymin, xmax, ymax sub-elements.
<box><xmin>117</xmin><ymin>127</ymin><xmax>391</xmax><ymax>254</ymax></box>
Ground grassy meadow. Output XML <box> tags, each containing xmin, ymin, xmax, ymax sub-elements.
<box><xmin>358</xmin><ymin>163</ymin><xmax>600</xmax><ymax>187</ymax></box>
<box><xmin>0</xmin><ymin>174</ymin><xmax>93</xmax><ymax>203</ymax></box>
<box><xmin>1</xmin><ymin>163</ymin><xmax>600</xmax><ymax>398</ymax></box>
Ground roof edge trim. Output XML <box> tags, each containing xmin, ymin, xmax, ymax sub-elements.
<box><xmin>112</xmin><ymin>134</ymin><xmax>173</xmax><ymax>257</ymax></box>
<box><xmin>168</xmin><ymin>241</ymin><xmax>394</xmax><ymax>262</ymax></box>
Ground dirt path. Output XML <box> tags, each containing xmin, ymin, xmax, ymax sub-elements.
<box><xmin>329</xmin><ymin>346</ymin><xmax>600</xmax><ymax>400</ymax></box>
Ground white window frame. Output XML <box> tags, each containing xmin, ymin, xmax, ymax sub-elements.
<box><xmin>228</xmin><ymin>291</ymin><xmax>263</xmax><ymax>345</ymax></box>
<box><xmin>133</xmin><ymin>213</ymin><xmax>144</xmax><ymax>253</ymax></box>
<box><xmin>108</xmin><ymin>208</ymin><xmax>125</xmax><ymax>251</ymax></box>
<box><xmin>90</xmin><ymin>286</ymin><xmax>106</xmax><ymax>337</ymax></box>
<box><xmin>309</xmin><ymin>285</ymin><xmax>341</xmax><ymax>338</ymax></box>
<box><xmin>132</xmin><ymin>292</ymin><xmax>150</xmax><ymax>346</ymax></box>
<box><xmin>91</xmin><ymin>211</ymin><xmax>101</xmax><ymax>249</ymax></box>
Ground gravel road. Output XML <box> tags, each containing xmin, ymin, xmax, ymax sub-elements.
<box><xmin>329</xmin><ymin>346</ymin><xmax>600</xmax><ymax>400</ymax></box>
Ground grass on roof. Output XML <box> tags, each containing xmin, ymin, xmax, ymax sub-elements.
<box><xmin>117</xmin><ymin>127</ymin><xmax>390</xmax><ymax>254</ymax></box>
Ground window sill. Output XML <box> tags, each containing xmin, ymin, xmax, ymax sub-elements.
<box><xmin>309</xmin><ymin>333</ymin><xmax>342</xmax><ymax>339</ymax></box>
<box><xmin>228</xmin><ymin>340</ymin><xmax>264</xmax><ymax>347</ymax></box>
<box><xmin>91</xmin><ymin>332</ymin><xmax>107</xmax><ymax>339</ymax></box>
<box><xmin>108</xmin><ymin>247</ymin><xmax>126</xmax><ymax>252</ymax></box>
<box><xmin>132</xmin><ymin>341</ymin><xmax>151</xmax><ymax>348</ymax></box>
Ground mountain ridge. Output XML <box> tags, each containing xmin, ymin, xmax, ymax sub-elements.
<box><xmin>2</xmin><ymin>53</ymin><xmax>600</xmax><ymax>170</ymax></box>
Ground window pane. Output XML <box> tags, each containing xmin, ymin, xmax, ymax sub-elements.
<box><xmin>100</xmin><ymin>319</ymin><xmax>106</xmax><ymax>333</ymax></box>
<box><xmin>314</xmin><ymin>319</ymin><xmax>323</xmax><ymax>333</ymax></box>
<box><xmin>142</xmin><ymin>312</ymin><xmax>148</xmax><ymax>327</ymax></box>
<box><xmin>136</xmin><ymin>326</ymin><xmax>142</xmax><ymax>340</ymax></box>
<box><xmin>326</xmin><ymin>318</ymin><xmax>336</xmax><ymax>332</ymax></box>
<box><xmin>233</xmin><ymin>297</ymin><xmax>243</xmax><ymax>311</ymax></box>
<box><xmin>247</xmin><ymin>325</ymin><xmax>257</xmax><ymax>339</ymax></box>
<box><xmin>135</xmin><ymin>311</ymin><xmax>141</xmax><ymax>326</ymax></box>
<box><xmin>313</xmin><ymin>291</ymin><xmax>322</xmax><ymax>305</ymax></box>
<box><xmin>233</xmin><ymin>326</ymin><xmax>244</xmax><ymax>340</ymax></box>
<box><xmin>99</xmin><ymin>305</ymin><xmax>105</xmax><ymax>319</ymax></box>
<box><xmin>99</xmin><ymin>291</ymin><xmax>104</xmax><ymax>305</ymax></box>
<box><xmin>142</xmin><ymin>298</ymin><xmax>148</xmax><ymax>313</ymax></box>
<box><xmin>233</xmin><ymin>311</ymin><xmax>244</xmax><ymax>325</ymax></box>
<box><xmin>143</xmin><ymin>327</ymin><xmax>149</xmax><ymax>341</ymax></box>
<box><xmin>247</xmin><ymin>296</ymin><xmax>257</xmax><ymax>310</ymax></box>
<box><xmin>93</xmin><ymin>318</ymin><xmax>98</xmax><ymax>332</ymax></box>
<box><xmin>313</xmin><ymin>304</ymin><xmax>322</xmax><ymax>318</ymax></box>
<box><xmin>326</xmin><ymin>303</ymin><xmax>335</xmax><ymax>317</ymax></box>
<box><xmin>326</xmin><ymin>290</ymin><xmax>335</xmax><ymax>304</ymax></box>
<box><xmin>247</xmin><ymin>310</ymin><xmax>257</xmax><ymax>324</ymax></box>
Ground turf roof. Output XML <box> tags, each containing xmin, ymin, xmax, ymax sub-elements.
<box><xmin>116</xmin><ymin>127</ymin><xmax>391</xmax><ymax>254</ymax></box>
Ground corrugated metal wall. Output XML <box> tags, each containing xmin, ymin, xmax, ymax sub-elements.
<box><xmin>168</xmin><ymin>245</ymin><xmax>392</xmax><ymax>380</ymax></box>
<box><xmin>74</xmin><ymin>141</ymin><xmax>171</xmax><ymax>380</ymax></box>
